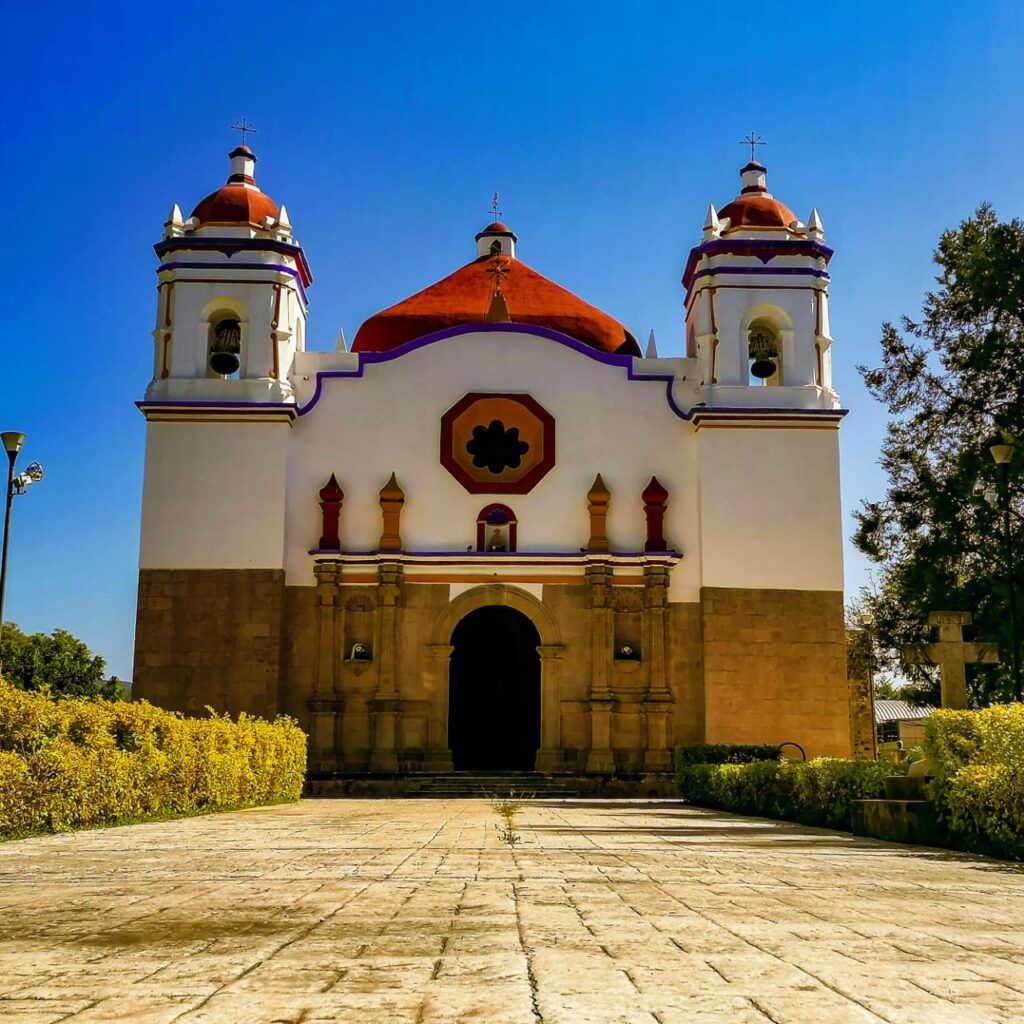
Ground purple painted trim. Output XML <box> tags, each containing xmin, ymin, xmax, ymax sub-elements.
<box><xmin>296</xmin><ymin>322</ymin><xmax>696</xmax><ymax>419</ymax></box>
<box><xmin>295</xmin><ymin>323</ymin><xmax>847</xmax><ymax>424</ymax></box>
<box><xmin>154</xmin><ymin>235</ymin><xmax>313</xmax><ymax>286</ymax></box>
<box><xmin>308</xmin><ymin>550</ymin><xmax>681</xmax><ymax>564</ymax></box>
<box><xmin>136</xmin><ymin>400</ymin><xmax>297</xmax><ymax>419</ymax></box>
<box><xmin>682</xmin><ymin>237</ymin><xmax>833</xmax><ymax>291</ymax></box>
<box><xmin>689</xmin><ymin>266</ymin><xmax>830</xmax><ymax>282</ymax></box>
<box><xmin>157</xmin><ymin>261</ymin><xmax>309</xmax><ymax>306</ymax></box>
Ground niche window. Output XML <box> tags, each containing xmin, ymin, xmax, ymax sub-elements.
<box><xmin>208</xmin><ymin>314</ymin><xmax>242</xmax><ymax>379</ymax></box>
<box><xmin>476</xmin><ymin>503</ymin><xmax>518</xmax><ymax>552</ymax></box>
<box><xmin>747</xmin><ymin>321</ymin><xmax>782</xmax><ymax>387</ymax></box>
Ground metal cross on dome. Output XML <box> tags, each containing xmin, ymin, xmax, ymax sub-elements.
<box><xmin>231</xmin><ymin>117</ymin><xmax>258</xmax><ymax>146</ymax></box>
<box><xmin>489</xmin><ymin>192</ymin><xmax>502</xmax><ymax>221</ymax></box>
<box><xmin>739</xmin><ymin>130</ymin><xmax>766</xmax><ymax>162</ymax></box>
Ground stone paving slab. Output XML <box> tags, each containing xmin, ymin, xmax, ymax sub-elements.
<box><xmin>0</xmin><ymin>799</ymin><xmax>1023</xmax><ymax>1023</ymax></box>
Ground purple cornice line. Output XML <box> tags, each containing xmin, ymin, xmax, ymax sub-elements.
<box><xmin>682</xmin><ymin>237</ymin><xmax>834</xmax><ymax>292</ymax></box>
<box><xmin>689</xmin><ymin>266</ymin><xmax>830</xmax><ymax>282</ymax></box>
<box><xmin>296</xmin><ymin>321</ymin><xmax>695</xmax><ymax>419</ymax></box>
<box><xmin>295</xmin><ymin>322</ymin><xmax>848</xmax><ymax>424</ymax></box>
<box><xmin>136</xmin><ymin>400</ymin><xmax>297</xmax><ymax>418</ymax></box>
<box><xmin>154</xmin><ymin>235</ymin><xmax>313</xmax><ymax>286</ymax></box>
<box><xmin>307</xmin><ymin>549</ymin><xmax>681</xmax><ymax>561</ymax></box>
<box><xmin>157</xmin><ymin>261</ymin><xmax>309</xmax><ymax>306</ymax></box>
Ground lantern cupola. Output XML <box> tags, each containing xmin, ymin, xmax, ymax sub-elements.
<box><xmin>146</xmin><ymin>143</ymin><xmax>312</xmax><ymax>404</ymax></box>
<box><xmin>682</xmin><ymin>159</ymin><xmax>838</xmax><ymax>408</ymax></box>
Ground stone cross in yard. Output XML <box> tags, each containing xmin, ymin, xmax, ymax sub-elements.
<box><xmin>903</xmin><ymin>611</ymin><xmax>999</xmax><ymax>710</ymax></box>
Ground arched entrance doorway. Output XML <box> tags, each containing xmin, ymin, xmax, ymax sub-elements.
<box><xmin>448</xmin><ymin>606</ymin><xmax>541</xmax><ymax>771</ymax></box>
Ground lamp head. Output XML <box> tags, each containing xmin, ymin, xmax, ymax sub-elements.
<box><xmin>1</xmin><ymin>431</ymin><xmax>25</xmax><ymax>456</ymax></box>
<box><xmin>990</xmin><ymin>443</ymin><xmax>1015</xmax><ymax>465</ymax></box>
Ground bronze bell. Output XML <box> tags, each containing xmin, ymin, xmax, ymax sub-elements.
<box><xmin>209</xmin><ymin>319</ymin><xmax>241</xmax><ymax>376</ymax></box>
<box><xmin>748</xmin><ymin>330</ymin><xmax>778</xmax><ymax>380</ymax></box>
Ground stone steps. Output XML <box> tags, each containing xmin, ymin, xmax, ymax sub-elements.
<box><xmin>305</xmin><ymin>771</ymin><xmax>677</xmax><ymax>799</ymax></box>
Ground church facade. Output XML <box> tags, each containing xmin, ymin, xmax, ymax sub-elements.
<box><xmin>133</xmin><ymin>144</ymin><xmax>861</xmax><ymax>774</ymax></box>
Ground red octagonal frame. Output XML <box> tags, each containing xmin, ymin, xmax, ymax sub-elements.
<box><xmin>440</xmin><ymin>392</ymin><xmax>556</xmax><ymax>494</ymax></box>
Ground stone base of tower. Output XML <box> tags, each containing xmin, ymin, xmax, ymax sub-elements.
<box><xmin>700</xmin><ymin>587</ymin><xmax>851</xmax><ymax>757</ymax></box>
<box><xmin>132</xmin><ymin>568</ymin><xmax>284</xmax><ymax>720</ymax></box>
<box><xmin>132</xmin><ymin>572</ymin><xmax>854</xmax><ymax>771</ymax></box>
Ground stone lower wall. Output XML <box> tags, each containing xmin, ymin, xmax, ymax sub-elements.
<box><xmin>133</xmin><ymin>568</ymin><xmax>285</xmax><ymax>719</ymax></box>
<box><xmin>701</xmin><ymin>587</ymin><xmax>850</xmax><ymax>757</ymax></box>
<box><xmin>133</xmin><ymin>571</ymin><xmax>852</xmax><ymax>766</ymax></box>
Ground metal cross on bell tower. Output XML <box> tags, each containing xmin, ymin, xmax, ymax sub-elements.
<box><xmin>739</xmin><ymin>130</ymin><xmax>766</xmax><ymax>162</ymax></box>
<box><xmin>231</xmin><ymin>117</ymin><xmax>258</xmax><ymax>147</ymax></box>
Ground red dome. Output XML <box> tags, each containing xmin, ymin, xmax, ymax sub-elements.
<box><xmin>353</xmin><ymin>255</ymin><xmax>639</xmax><ymax>356</ymax></box>
<box><xmin>479</xmin><ymin>221</ymin><xmax>513</xmax><ymax>233</ymax></box>
<box><xmin>718</xmin><ymin>194</ymin><xmax>797</xmax><ymax>232</ymax></box>
<box><xmin>191</xmin><ymin>185</ymin><xmax>279</xmax><ymax>227</ymax></box>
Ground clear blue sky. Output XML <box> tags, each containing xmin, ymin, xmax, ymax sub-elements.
<box><xmin>2</xmin><ymin>1</ymin><xmax>1022</xmax><ymax>679</ymax></box>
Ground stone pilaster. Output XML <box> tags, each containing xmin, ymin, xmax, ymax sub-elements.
<box><xmin>369</xmin><ymin>561</ymin><xmax>403</xmax><ymax>772</ymax></box>
<box><xmin>585</xmin><ymin>563</ymin><xmax>616</xmax><ymax>773</ymax></box>
<box><xmin>535</xmin><ymin>644</ymin><xmax>566</xmax><ymax>771</ymax></box>
<box><xmin>642</xmin><ymin>564</ymin><xmax>674</xmax><ymax>771</ymax></box>
<box><xmin>423</xmin><ymin>643</ymin><xmax>454</xmax><ymax>771</ymax></box>
<box><xmin>308</xmin><ymin>561</ymin><xmax>344</xmax><ymax>771</ymax></box>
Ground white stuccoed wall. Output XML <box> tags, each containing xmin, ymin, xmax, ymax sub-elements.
<box><xmin>138</xmin><ymin>328</ymin><xmax>844</xmax><ymax>598</ymax></box>
<box><xmin>139</xmin><ymin>422</ymin><xmax>290</xmax><ymax>568</ymax></box>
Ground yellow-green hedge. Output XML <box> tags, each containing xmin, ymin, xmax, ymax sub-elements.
<box><xmin>925</xmin><ymin>704</ymin><xmax>1024</xmax><ymax>860</ymax></box>
<box><xmin>0</xmin><ymin>679</ymin><xmax>307</xmax><ymax>839</ymax></box>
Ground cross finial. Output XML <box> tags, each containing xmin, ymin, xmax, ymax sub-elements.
<box><xmin>739</xmin><ymin>130</ymin><xmax>766</xmax><ymax>162</ymax></box>
<box><xmin>489</xmin><ymin>191</ymin><xmax>502</xmax><ymax>221</ymax></box>
<box><xmin>486</xmin><ymin>254</ymin><xmax>510</xmax><ymax>289</ymax></box>
<box><xmin>231</xmin><ymin>117</ymin><xmax>258</xmax><ymax>147</ymax></box>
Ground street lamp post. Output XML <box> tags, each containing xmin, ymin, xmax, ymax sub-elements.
<box><xmin>0</xmin><ymin>431</ymin><xmax>44</xmax><ymax>659</ymax></box>
<box><xmin>989</xmin><ymin>442</ymin><xmax>1022</xmax><ymax>702</ymax></box>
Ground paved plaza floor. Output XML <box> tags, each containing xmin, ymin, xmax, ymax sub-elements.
<box><xmin>0</xmin><ymin>799</ymin><xmax>1022</xmax><ymax>1023</ymax></box>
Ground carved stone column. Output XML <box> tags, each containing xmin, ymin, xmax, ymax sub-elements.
<box><xmin>423</xmin><ymin>643</ymin><xmax>454</xmax><ymax>771</ymax></box>
<box><xmin>642</xmin><ymin>563</ymin><xmax>674</xmax><ymax>771</ymax></box>
<box><xmin>585</xmin><ymin>563</ymin><xmax>616</xmax><ymax>773</ymax></box>
<box><xmin>308</xmin><ymin>561</ymin><xmax>344</xmax><ymax>771</ymax></box>
<box><xmin>369</xmin><ymin>561</ymin><xmax>403</xmax><ymax>772</ymax></box>
<box><xmin>535</xmin><ymin>644</ymin><xmax>566</xmax><ymax>772</ymax></box>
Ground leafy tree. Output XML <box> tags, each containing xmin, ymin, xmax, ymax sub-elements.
<box><xmin>855</xmin><ymin>204</ymin><xmax>1024</xmax><ymax>707</ymax></box>
<box><xmin>0</xmin><ymin>623</ymin><xmax>125</xmax><ymax>700</ymax></box>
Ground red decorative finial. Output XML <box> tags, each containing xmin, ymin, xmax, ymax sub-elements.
<box><xmin>642</xmin><ymin>476</ymin><xmax>669</xmax><ymax>552</ymax></box>
<box><xmin>318</xmin><ymin>473</ymin><xmax>344</xmax><ymax>550</ymax></box>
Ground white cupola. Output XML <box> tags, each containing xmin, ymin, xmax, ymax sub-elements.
<box><xmin>682</xmin><ymin>160</ymin><xmax>838</xmax><ymax>408</ymax></box>
<box><xmin>146</xmin><ymin>144</ymin><xmax>312</xmax><ymax>404</ymax></box>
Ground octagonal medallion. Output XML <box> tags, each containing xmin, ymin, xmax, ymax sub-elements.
<box><xmin>440</xmin><ymin>393</ymin><xmax>556</xmax><ymax>494</ymax></box>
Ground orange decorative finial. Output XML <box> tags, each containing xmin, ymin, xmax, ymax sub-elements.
<box><xmin>586</xmin><ymin>473</ymin><xmax>611</xmax><ymax>553</ymax></box>
<box><xmin>378</xmin><ymin>472</ymin><xmax>405</xmax><ymax>552</ymax></box>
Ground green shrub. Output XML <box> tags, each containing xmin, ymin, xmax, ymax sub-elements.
<box><xmin>676</xmin><ymin>757</ymin><xmax>889</xmax><ymax>830</ymax></box>
<box><xmin>0</xmin><ymin>679</ymin><xmax>307</xmax><ymax>840</ymax></box>
<box><xmin>674</xmin><ymin>743</ymin><xmax>782</xmax><ymax>766</ymax></box>
<box><xmin>925</xmin><ymin>705</ymin><xmax>1024</xmax><ymax>859</ymax></box>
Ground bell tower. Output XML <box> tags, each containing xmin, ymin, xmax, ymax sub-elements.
<box><xmin>683</xmin><ymin>160</ymin><xmax>837</xmax><ymax>410</ymax></box>
<box><xmin>147</xmin><ymin>144</ymin><xmax>312</xmax><ymax>404</ymax></box>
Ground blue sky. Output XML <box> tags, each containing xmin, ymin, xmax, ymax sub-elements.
<box><xmin>2</xmin><ymin>1</ymin><xmax>1022</xmax><ymax>678</ymax></box>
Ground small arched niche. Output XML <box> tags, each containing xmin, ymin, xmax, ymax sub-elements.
<box><xmin>747</xmin><ymin>317</ymin><xmax>783</xmax><ymax>387</ymax></box>
<box><xmin>476</xmin><ymin>503</ymin><xmax>517</xmax><ymax>552</ymax></box>
<box><xmin>205</xmin><ymin>306</ymin><xmax>245</xmax><ymax>379</ymax></box>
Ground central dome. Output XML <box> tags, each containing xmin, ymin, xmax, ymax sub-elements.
<box><xmin>352</xmin><ymin>224</ymin><xmax>640</xmax><ymax>356</ymax></box>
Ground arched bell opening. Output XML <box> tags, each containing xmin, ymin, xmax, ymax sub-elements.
<box><xmin>747</xmin><ymin>318</ymin><xmax>783</xmax><ymax>386</ymax></box>
<box><xmin>207</xmin><ymin>308</ymin><xmax>244</xmax><ymax>379</ymax></box>
<box><xmin>476</xmin><ymin>503</ymin><xmax>517</xmax><ymax>552</ymax></box>
<box><xmin>448</xmin><ymin>606</ymin><xmax>541</xmax><ymax>771</ymax></box>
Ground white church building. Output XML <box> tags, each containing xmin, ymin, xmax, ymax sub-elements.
<box><xmin>133</xmin><ymin>142</ymin><xmax>861</xmax><ymax>775</ymax></box>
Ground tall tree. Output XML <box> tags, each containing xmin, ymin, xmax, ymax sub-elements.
<box><xmin>855</xmin><ymin>204</ymin><xmax>1024</xmax><ymax>707</ymax></box>
<box><xmin>0</xmin><ymin>623</ymin><xmax>124</xmax><ymax>700</ymax></box>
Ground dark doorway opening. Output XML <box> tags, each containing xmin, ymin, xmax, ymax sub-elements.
<box><xmin>448</xmin><ymin>606</ymin><xmax>541</xmax><ymax>771</ymax></box>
